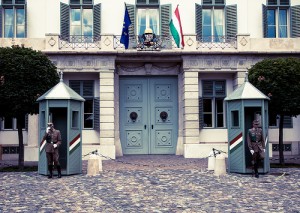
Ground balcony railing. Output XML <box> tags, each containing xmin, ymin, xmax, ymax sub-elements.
<box><xmin>196</xmin><ymin>36</ymin><xmax>237</xmax><ymax>49</ymax></box>
<box><xmin>5</xmin><ymin>34</ymin><xmax>296</xmax><ymax>52</ymax></box>
<box><xmin>56</xmin><ymin>34</ymin><xmax>237</xmax><ymax>50</ymax></box>
<box><xmin>59</xmin><ymin>35</ymin><xmax>101</xmax><ymax>50</ymax></box>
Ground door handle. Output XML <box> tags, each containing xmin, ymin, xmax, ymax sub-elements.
<box><xmin>144</xmin><ymin>125</ymin><xmax>146</xmax><ymax>129</ymax></box>
<box><xmin>152</xmin><ymin>125</ymin><xmax>153</xmax><ymax>129</ymax></box>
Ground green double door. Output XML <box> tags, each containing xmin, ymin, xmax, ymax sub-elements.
<box><xmin>120</xmin><ymin>77</ymin><xmax>178</xmax><ymax>154</ymax></box>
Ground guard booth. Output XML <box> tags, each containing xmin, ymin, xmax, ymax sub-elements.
<box><xmin>225</xmin><ymin>75</ymin><xmax>270</xmax><ymax>174</ymax></box>
<box><xmin>37</xmin><ymin>80</ymin><xmax>85</xmax><ymax>176</ymax></box>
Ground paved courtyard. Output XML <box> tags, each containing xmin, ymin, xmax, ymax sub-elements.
<box><xmin>0</xmin><ymin>155</ymin><xmax>299</xmax><ymax>212</ymax></box>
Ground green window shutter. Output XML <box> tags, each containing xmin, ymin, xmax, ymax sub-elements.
<box><xmin>60</xmin><ymin>2</ymin><xmax>70</xmax><ymax>40</ymax></box>
<box><xmin>283</xmin><ymin>116</ymin><xmax>293</xmax><ymax>128</ymax></box>
<box><xmin>160</xmin><ymin>4</ymin><xmax>171</xmax><ymax>48</ymax></box>
<box><xmin>69</xmin><ymin>80</ymin><xmax>81</xmax><ymax>95</ymax></box>
<box><xmin>262</xmin><ymin>4</ymin><xmax>268</xmax><ymax>38</ymax></box>
<box><xmin>83</xmin><ymin>80</ymin><xmax>94</xmax><ymax>97</ymax></box>
<box><xmin>215</xmin><ymin>80</ymin><xmax>226</xmax><ymax>96</ymax></box>
<box><xmin>93</xmin><ymin>3</ymin><xmax>101</xmax><ymax>40</ymax></box>
<box><xmin>195</xmin><ymin>3</ymin><xmax>202</xmax><ymax>40</ymax></box>
<box><xmin>291</xmin><ymin>5</ymin><xmax>300</xmax><ymax>38</ymax></box>
<box><xmin>25</xmin><ymin>114</ymin><xmax>28</xmax><ymax>131</ymax></box>
<box><xmin>225</xmin><ymin>4</ymin><xmax>237</xmax><ymax>39</ymax></box>
<box><xmin>24</xmin><ymin>3</ymin><xmax>27</xmax><ymax>37</ymax></box>
<box><xmin>0</xmin><ymin>6</ymin><xmax>2</xmax><ymax>37</ymax></box>
<box><xmin>202</xmin><ymin>80</ymin><xmax>214</xmax><ymax>96</ymax></box>
<box><xmin>160</xmin><ymin>4</ymin><xmax>171</xmax><ymax>36</ymax></box>
<box><xmin>127</xmin><ymin>4</ymin><xmax>135</xmax><ymax>39</ymax></box>
<box><xmin>94</xmin><ymin>97</ymin><xmax>100</xmax><ymax>131</ymax></box>
<box><xmin>199</xmin><ymin>97</ymin><xmax>204</xmax><ymax>129</ymax></box>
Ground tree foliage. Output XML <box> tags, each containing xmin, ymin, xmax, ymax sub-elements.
<box><xmin>248</xmin><ymin>57</ymin><xmax>300</xmax><ymax>164</ymax></box>
<box><xmin>0</xmin><ymin>46</ymin><xmax>59</xmax><ymax>169</ymax></box>
<box><xmin>0</xmin><ymin>46</ymin><xmax>59</xmax><ymax>118</ymax></box>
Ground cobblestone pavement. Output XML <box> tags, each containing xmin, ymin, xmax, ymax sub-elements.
<box><xmin>0</xmin><ymin>155</ymin><xmax>300</xmax><ymax>213</ymax></box>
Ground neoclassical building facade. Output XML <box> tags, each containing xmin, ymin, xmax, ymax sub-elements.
<box><xmin>0</xmin><ymin>0</ymin><xmax>300</xmax><ymax>161</ymax></box>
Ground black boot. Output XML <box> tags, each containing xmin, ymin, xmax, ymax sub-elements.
<box><xmin>57</xmin><ymin>165</ymin><xmax>62</xmax><ymax>178</ymax></box>
<box><xmin>254</xmin><ymin>165</ymin><xmax>259</xmax><ymax>178</ymax></box>
<box><xmin>48</xmin><ymin>165</ymin><xmax>53</xmax><ymax>179</ymax></box>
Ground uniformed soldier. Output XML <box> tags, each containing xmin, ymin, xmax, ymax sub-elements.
<box><xmin>247</xmin><ymin>120</ymin><xmax>265</xmax><ymax>178</ymax></box>
<box><xmin>41</xmin><ymin>122</ymin><xmax>62</xmax><ymax>178</ymax></box>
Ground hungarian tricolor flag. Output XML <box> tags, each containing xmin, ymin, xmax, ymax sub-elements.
<box><xmin>169</xmin><ymin>5</ymin><xmax>184</xmax><ymax>48</ymax></box>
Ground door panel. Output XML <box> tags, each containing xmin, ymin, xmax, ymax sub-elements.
<box><xmin>120</xmin><ymin>79</ymin><xmax>148</xmax><ymax>154</ymax></box>
<box><xmin>150</xmin><ymin>78</ymin><xmax>178</xmax><ymax>154</ymax></box>
<box><xmin>120</xmin><ymin>77</ymin><xmax>178</xmax><ymax>154</ymax></box>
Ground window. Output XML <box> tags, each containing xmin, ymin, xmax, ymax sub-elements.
<box><xmin>200</xmin><ymin>80</ymin><xmax>226</xmax><ymax>128</ymax></box>
<box><xmin>0</xmin><ymin>0</ymin><xmax>26</xmax><ymax>38</ymax></box>
<box><xmin>136</xmin><ymin>8</ymin><xmax>159</xmax><ymax>35</ymax></box>
<box><xmin>195</xmin><ymin>3</ymin><xmax>237</xmax><ymax>42</ymax></box>
<box><xmin>269</xmin><ymin>112</ymin><xmax>293</xmax><ymax>128</ymax></box>
<box><xmin>126</xmin><ymin>2</ymin><xmax>170</xmax><ymax>47</ymax></box>
<box><xmin>135</xmin><ymin>0</ymin><xmax>160</xmax><ymax>35</ymax></box>
<box><xmin>69</xmin><ymin>80</ymin><xmax>95</xmax><ymax>129</ymax></box>
<box><xmin>265</xmin><ymin>0</ymin><xmax>289</xmax><ymax>38</ymax></box>
<box><xmin>60</xmin><ymin>1</ymin><xmax>101</xmax><ymax>42</ymax></box>
<box><xmin>1</xmin><ymin>116</ymin><xmax>26</xmax><ymax>130</ymax></box>
<box><xmin>202</xmin><ymin>0</ymin><xmax>225</xmax><ymax>4</ymax></box>
<box><xmin>202</xmin><ymin>8</ymin><xmax>224</xmax><ymax>42</ymax></box>
<box><xmin>231</xmin><ymin>110</ymin><xmax>239</xmax><ymax>127</ymax></box>
<box><xmin>263</xmin><ymin>0</ymin><xmax>300</xmax><ymax>38</ymax></box>
<box><xmin>72</xmin><ymin>111</ymin><xmax>79</xmax><ymax>128</ymax></box>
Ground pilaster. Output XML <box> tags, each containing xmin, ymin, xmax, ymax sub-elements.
<box><xmin>182</xmin><ymin>71</ymin><xmax>199</xmax><ymax>144</ymax></box>
<box><xmin>99</xmin><ymin>70</ymin><xmax>116</xmax><ymax>159</ymax></box>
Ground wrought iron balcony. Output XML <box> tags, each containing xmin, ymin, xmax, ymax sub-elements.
<box><xmin>59</xmin><ymin>35</ymin><xmax>101</xmax><ymax>49</ymax></box>
<box><xmin>196</xmin><ymin>35</ymin><xmax>237</xmax><ymax>49</ymax></box>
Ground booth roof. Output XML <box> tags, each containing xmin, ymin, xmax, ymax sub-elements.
<box><xmin>37</xmin><ymin>81</ymin><xmax>85</xmax><ymax>102</ymax></box>
<box><xmin>225</xmin><ymin>81</ymin><xmax>270</xmax><ymax>101</ymax></box>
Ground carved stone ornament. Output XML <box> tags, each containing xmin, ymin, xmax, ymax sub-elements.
<box><xmin>48</xmin><ymin>37</ymin><xmax>56</xmax><ymax>47</ymax></box>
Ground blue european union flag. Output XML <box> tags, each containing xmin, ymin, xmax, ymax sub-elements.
<box><xmin>120</xmin><ymin>5</ymin><xmax>131</xmax><ymax>49</ymax></box>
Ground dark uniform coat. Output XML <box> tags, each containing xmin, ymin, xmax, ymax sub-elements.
<box><xmin>247</xmin><ymin>127</ymin><xmax>265</xmax><ymax>153</ymax></box>
<box><xmin>42</xmin><ymin>129</ymin><xmax>62</xmax><ymax>153</ymax></box>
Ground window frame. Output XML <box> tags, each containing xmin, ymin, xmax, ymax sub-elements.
<box><xmin>69</xmin><ymin>4</ymin><xmax>93</xmax><ymax>41</ymax></box>
<box><xmin>265</xmin><ymin>0</ymin><xmax>290</xmax><ymax>38</ymax></box>
<box><xmin>266</xmin><ymin>7</ymin><xmax>289</xmax><ymax>38</ymax></box>
<box><xmin>135</xmin><ymin>1</ymin><xmax>160</xmax><ymax>36</ymax></box>
<box><xmin>2</xmin><ymin>1</ymin><xmax>26</xmax><ymax>38</ymax></box>
<box><xmin>69</xmin><ymin>80</ymin><xmax>95</xmax><ymax>129</ymax></box>
<box><xmin>269</xmin><ymin>113</ymin><xmax>293</xmax><ymax>128</ymax></box>
<box><xmin>1</xmin><ymin>116</ymin><xmax>26</xmax><ymax>130</ymax></box>
<box><xmin>202</xmin><ymin>6</ymin><xmax>225</xmax><ymax>42</ymax></box>
<box><xmin>201</xmin><ymin>80</ymin><xmax>226</xmax><ymax>128</ymax></box>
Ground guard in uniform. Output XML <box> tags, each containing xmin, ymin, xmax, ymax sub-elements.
<box><xmin>247</xmin><ymin>120</ymin><xmax>265</xmax><ymax>178</ymax></box>
<box><xmin>41</xmin><ymin>123</ymin><xmax>62</xmax><ymax>178</ymax></box>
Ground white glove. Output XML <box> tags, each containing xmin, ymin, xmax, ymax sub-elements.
<box><xmin>250</xmin><ymin>150</ymin><xmax>254</xmax><ymax>155</ymax></box>
<box><xmin>263</xmin><ymin>149</ymin><xmax>265</xmax><ymax>152</ymax></box>
<box><xmin>53</xmin><ymin>144</ymin><xmax>57</xmax><ymax>148</ymax></box>
<box><xmin>46</xmin><ymin>127</ymin><xmax>50</xmax><ymax>133</ymax></box>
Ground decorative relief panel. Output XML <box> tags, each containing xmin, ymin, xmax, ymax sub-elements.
<box><xmin>126</xmin><ymin>85</ymin><xmax>143</xmax><ymax>102</ymax></box>
<box><xmin>155</xmin><ymin>130</ymin><xmax>172</xmax><ymax>147</ymax></box>
<box><xmin>183</xmin><ymin>56</ymin><xmax>264</xmax><ymax>71</ymax></box>
<box><xmin>126</xmin><ymin>130</ymin><xmax>142</xmax><ymax>148</ymax></box>
<box><xmin>48</xmin><ymin>56</ymin><xmax>115</xmax><ymax>71</ymax></box>
<box><xmin>155</xmin><ymin>84</ymin><xmax>171</xmax><ymax>101</ymax></box>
